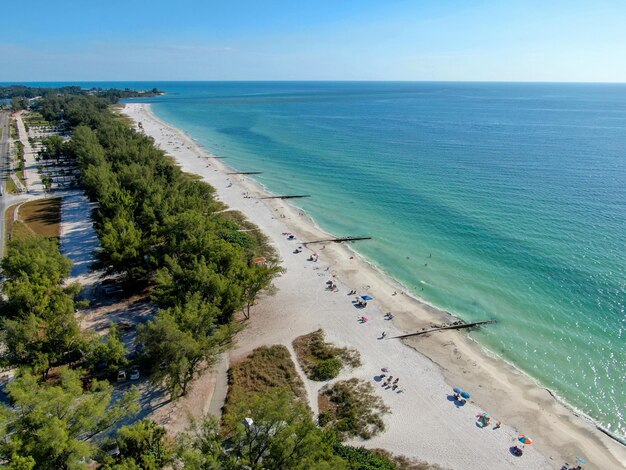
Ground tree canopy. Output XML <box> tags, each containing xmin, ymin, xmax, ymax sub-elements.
<box><xmin>0</xmin><ymin>368</ymin><xmax>139</xmax><ymax>470</ymax></box>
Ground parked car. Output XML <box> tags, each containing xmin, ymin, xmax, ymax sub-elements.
<box><xmin>130</xmin><ymin>368</ymin><xmax>140</xmax><ymax>381</ymax></box>
<box><xmin>117</xmin><ymin>370</ymin><xmax>127</xmax><ymax>383</ymax></box>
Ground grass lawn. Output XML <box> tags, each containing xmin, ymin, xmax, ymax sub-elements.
<box><xmin>6</xmin><ymin>197</ymin><xmax>62</xmax><ymax>242</ymax></box>
<box><xmin>15</xmin><ymin>170</ymin><xmax>25</xmax><ymax>187</ymax></box>
<box><xmin>4</xmin><ymin>177</ymin><xmax>17</xmax><ymax>194</ymax></box>
<box><xmin>224</xmin><ymin>345</ymin><xmax>306</xmax><ymax>416</ymax></box>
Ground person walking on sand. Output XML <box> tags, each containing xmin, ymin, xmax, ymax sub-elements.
<box><xmin>381</xmin><ymin>332</ymin><xmax>387</xmax><ymax>339</ymax></box>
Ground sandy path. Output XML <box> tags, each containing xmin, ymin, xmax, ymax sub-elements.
<box><xmin>59</xmin><ymin>190</ymin><xmax>101</xmax><ymax>286</ymax></box>
<box><xmin>123</xmin><ymin>103</ymin><xmax>625</xmax><ymax>470</ymax></box>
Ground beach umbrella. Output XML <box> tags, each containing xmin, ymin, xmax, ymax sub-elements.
<box><xmin>361</xmin><ymin>295</ymin><xmax>374</xmax><ymax>301</ymax></box>
<box><xmin>518</xmin><ymin>435</ymin><xmax>533</xmax><ymax>445</ymax></box>
<box><xmin>576</xmin><ymin>457</ymin><xmax>586</xmax><ymax>464</ymax></box>
<box><xmin>381</xmin><ymin>367</ymin><xmax>390</xmax><ymax>372</ymax></box>
<box><xmin>453</xmin><ymin>387</ymin><xmax>463</xmax><ymax>394</ymax></box>
<box><xmin>460</xmin><ymin>391</ymin><xmax>471</xmax><ymax>399</ymax></box>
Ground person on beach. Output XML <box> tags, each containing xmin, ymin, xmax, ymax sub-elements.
<box><xmin>380</xmin><ymin>332</ymin><xmax>387</xmax><ymax>339</ymax></box>
<box><xmin>494</xmin><ymin>421</ymin><xmax>501</xmax><ymax>429</ymax></box>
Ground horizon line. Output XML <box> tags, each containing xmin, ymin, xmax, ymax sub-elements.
<box><xmin>2</xmin><ymin>79</ymin><xmax>626</xmax><ymax>85</ymax></box>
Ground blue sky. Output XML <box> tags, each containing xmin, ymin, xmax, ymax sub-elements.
<box><xmin>1</xmin><ymin>0</ymin><xmax>625</xmax><ymax>82</ymax></box>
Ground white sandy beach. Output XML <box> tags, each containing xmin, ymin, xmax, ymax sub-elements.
<box><xmin>123</xmin><ymin>103</ymin><xmax>626</xmax><ymax>470</ymax></box>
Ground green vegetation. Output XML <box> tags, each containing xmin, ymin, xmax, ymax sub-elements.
<box><xmin>333</xmin><ymin>446</ymin><xmax>442</xmax><ymax>470</ymax></box>
<box><xmin>177</xmin><ymin>390</ymin><xmax>344</xmax><ymax>469</ymax></box>
<box><xmin>0</xmin><ymin>236</ymin><xmax>83</xmax><ymax>377</ymax></box>
<box><xmin>319</xmin><ymin>378</ymin><xmax>391</xmax><ymax>439</ymax></box>
<box><xmin>138</xmin><ymin>294</ymin><xmax>239</xmax><ymax>397</ymax></box>
<box><xmin>27</xmin><ymin>91</ymin><xmax>281</xmax><ymax>397</ymax></box>
<box><xmin>13</xmin><ymin>140</ymin><xmax>25</xmax><ymax>180</ymax></box>
<box><xmin>0</xmin><ymin>233</ymin><xmax>139</xmax><ymax>468</ymax></box>
<box><xmin>0</xmin><ymin>368</ymin><xmax>139</xmax><ymax>470</ymax></box>
<box><xmin>39</xmin><ymin>134</ymin><xmax>64</xmax><ymax>160</ymax></box>
<box><xmin>4</xmin><ymin>176</ymin><xmax>17</xmax><ymax>194</ymax></box>
<box><xmin>225</xmin><ymin>345</ymin><xmax>307</xmax><ymax>413</ymax></box>
<box><xmin>9</xmin><ymin>119</ymin><xmax>18</xmax><ymax>139</ymax></box>
<box><xmin>0</xmin><ymin>85</ymin><xmax>161</xmax><ymax>100</ymax></box>
<box><xmin>293</xmin><ymin>329</ymin><xmax>361</xmax><ymax>381</ymax></box>
<box><xmin>11</xmin><ymin>96</ymin><xmax>29</xmax><ymax>111</ymax></box>
<box><xmin>101</xmin><ymin>419</ymin><xmax>171</xmax><ymax>469</ymax></box>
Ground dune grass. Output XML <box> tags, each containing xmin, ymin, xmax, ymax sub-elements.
<box><xmin>224</xmin><ymin>345</ymin><xmax>306</xmax><ymax>417</ymax></box>
<box><xmin>318</xmin><ymin>378</ymin><xmax>390</xmax><ymax>440</ymax></box>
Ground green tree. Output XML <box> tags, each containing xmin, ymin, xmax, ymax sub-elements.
<box><xmin>175</xmin><ymin>390</ymin><xmax>344</xmax><ymax>470</ymax></box>
<box><xmin>173</xmin><ymin>416</ymin><xmax>228</xmax><ymax>469</ymax></box>
<box><xmin>97</xmin><ymin>211</ymin><xmax>146</xmax><ymax>279</ymax></box>
<box><xmin>241</xmin><ymin>263</ymin><xmax>281</xmax><ymax>319</ymax></box>
<box><xmin>3</xmin><ymin>454</ymin><xmax>36</xmax><ymax>470</ymax></box>
<box><xmin>0</xmin><ymin>238</ymin><xmax>83</xmax><ymax>378</ymax></box>
<box><xmin>108</xmin><ymin>420</ymin><xmax>170</xmax><ymax>470</ymax></box>
<box><xmin>42</xmin><ymin>175</ymin><xmax>53</xmax><ymax>194</ymax></box>
<box><xmin>86</xmin><ymin>324</ymin><xmax>128</xmax><ymax>375</ymax></box>
<box><xmin>138</xmin><ymin>295</ymin><xmax>235</xmax><ymax>397</ymax></box>
<box><xmin>10</xmin><ymin>97</ymin><xmax>29</xmax><ymax>111</ymax></box>
<box><xmin>1</xmin><ymin>237</ymin><xmax>72</xmax><ymax>288</ymax></box>
<box><xmin>39</xmin><ymin>135</ymin><xmax>65</xmax><ymax>161</ymax></box>
<box><xmin>0</xmin><ymin>368</ymin><xmax>139</xmax><ymax>470</ymax></box>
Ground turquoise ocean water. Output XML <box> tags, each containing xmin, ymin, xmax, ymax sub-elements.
<box><xmin>25</xmin><ymin>81</ymin><xmax>625</xmax><ymax>437</ymax></box>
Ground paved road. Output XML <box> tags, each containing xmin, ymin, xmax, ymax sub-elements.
<box><xmin>0</xmin><ymin>112</ymin><xmax>28</xmax><ymax>257</ymax></box>
<box><xmin>0</xmin><ymin>111</ymin><xmax>9</xmax><ymax>196</ymax></box>
<box><xmin>0</xmin><ymin>111</ymin><xmax>10</xmax><ymax>255</ymax></box>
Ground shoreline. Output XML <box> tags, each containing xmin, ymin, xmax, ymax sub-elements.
<box><xmin>123</xmin><ymin>102</ymin><xmax>625</xmax><ymax>469</ymax></box>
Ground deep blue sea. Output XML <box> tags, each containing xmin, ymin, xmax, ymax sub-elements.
<box><xmin>14</xmin><ymin>81</ymin><xmax>626</xmax><ymax>438</ymax></box>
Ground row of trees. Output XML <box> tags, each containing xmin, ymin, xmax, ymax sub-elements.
<box><xmin>45</xmin><ymin>94</ymin><xmax>281</xmax><ymax>396</ymax></box>
<box><xmin>0</xmin><ymin>85</ymin><xmax>161</xmax><ymax>101</ymax></box>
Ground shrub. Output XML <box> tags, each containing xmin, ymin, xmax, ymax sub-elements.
<box><xmin>319</xmin><ymin>378</ymin><xmax>390</xmax><ymax>440</ymax></box>
<box><xmin>312</xmin><ymin>358</ymin><xmax>343</xmax><ymax>380</ymax></box>
<box><xmin>293</xmin><ymin>329</ymin><xmax>361</xmax><ymax>381</ymax></box>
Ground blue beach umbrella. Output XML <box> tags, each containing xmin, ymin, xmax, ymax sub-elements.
<box><xmin>453</xmin><ymin>387</ymin><xmax>463</xmax><ymax>394</ymax></box>
<box><xmin>576</xmin><ymin>457</ymin><xmax>586</xmax><ymax>464</ymax></box>
<box><xmin>361</xmin><ymin>295</ymin><xmax>374</xmax><ymax>301</ymax></box>
<box><xmin>460</xmin><ymin>391</ymin><xmax>471</xmax><ymax>399</ymax></box>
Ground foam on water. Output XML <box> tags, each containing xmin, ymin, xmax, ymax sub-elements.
<box><xmin>133</xmin><ymin>81</ymin><xmax>625</xmax><ymax>437</ymax></box>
